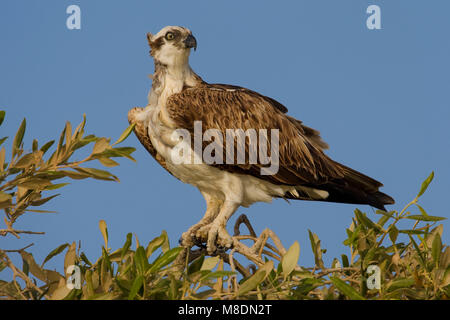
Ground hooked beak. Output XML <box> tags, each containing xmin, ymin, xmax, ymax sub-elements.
<box><xmin>183</xmin><ymin>34</ymin><xmax>197</xmax><ymax>51</ymax></box>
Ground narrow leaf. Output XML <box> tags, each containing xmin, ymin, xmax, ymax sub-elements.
<box><xmin>135</xmin><ymin>246</ymin><xmax>150</xmax><ymax>275</ymax></box>
<box><xmin>12</xmin><ymin>118</ymin><xmax>26</xmax><ymax>158</ymax></box>
<box><xmin>148</xmin><ymin>247</ymin><xmax>183</xmax><ymax>273</ymax></box>
<box><xmin>128</xmin><ymin>275</ymin><xmax>143</xmax><ymax>300</ymax></box>
<box><xmin>98</xmin><ymin>157</ymin><xmax>119</xmax><ymax>167</ymax></box>
<box><xmin>74</xmin><ymin>167</ymin><xmax>118</xmax><ymax>182</ymax></box>
<box><xmin>432</xmin><ymin>233</ymin><xmax>442</xmax><ymax>266</ymax></box>
<box><xmin>282</xmin><ymin>241</ymin><xmax>300</xmax><ymax>277</ymax></box>
<box><xmin>44</xmin><ymin>183</ymin><xmax>69</xmax><ymax>191</ymax></box>
<box><xmin>31</xmin><ymin>194</ymin><xmax>60</xmax><ymax>206</ymax></box>
<box><xmin>389</xmin><ymin>225</ymin><xmax>399</xmax><ymax>244</ymax></box>
<box><xmin>405</xmin><ymin>215</ymin><xmax>446</xmax><ymax>222</ymax></box>
<box><xmin>417</xmin><ymin>171</ymin><xmax>434</xmax><ymax>198</ymax></box>
<box><xmin>92</xmin><ymin>137</ymin><xmax>110</xmax><ymax>155</ymax></box>
<box><xmin>40</xmin><ymin>140</ymin><xmax>55</xmax><ymax>154</ymax></box>
<box><xmin>113</xmin><ymin>123</ymin><xmax>135</xmax><ymax>146</ymax></box>
<box><xmin>201</xmin><ymin>256</ymin><xmax>220</xmax><ymax>271</ymax></box>
<box><xmin>42</xmin><ymin>243</ymin><xmax>69</xmax><ymax>267</ymax></box>
<box><xmin>238</xmin><ymin>261</ymin><xmax>273</xmax><ymax>296</ymax></box>
<box><xmin>188</xmin><ymin>255</ymin><xmax>205</xmax><ymax>275</ymax></box>
<box><xmin>330</xmin><ymin>277</ymin><xmax>365</xmax><ymax>300</ymax></box>
<box><xmin>121</xmin><ymin>233</ymin><xmax>132</xmax><ymax>260</ymax></box>
<box><xmin>387</xmin><ymin>278</ymin><xmax>415</xmax><ymax>292</ymax></box>
<box><xmin>416</xmin><ymin>204</ymin><xmax>429</xmax><ymax>217</ymax></box>
<box><xmin>0</xmin><ymin>147</ymin><xmax>5</xmax><ymax>171</ymax></box>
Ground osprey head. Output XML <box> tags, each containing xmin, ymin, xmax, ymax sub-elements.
<box><xmin>147</xmin><ymin>26</ymin><xmax>197</xmax><ymax>67</ymax></box>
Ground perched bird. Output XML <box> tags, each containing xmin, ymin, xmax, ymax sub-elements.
<box><xmin>128</xmin><ymin>26</ymin><xmax>394</xmax><ymax>254</ymax></box>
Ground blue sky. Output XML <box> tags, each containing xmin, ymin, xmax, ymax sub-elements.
<box><xmin>1</xmin><ymin>0</ymin><xmax>449</xmax><ymax>275</ymax></box>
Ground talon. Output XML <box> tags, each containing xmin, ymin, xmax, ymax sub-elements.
<box><xmin>180</xmin><ymin>231</ymin><xmax>195</xmax><ymax>248</ymax></box>
<box><xmin>206</xmin><ymin>225</ymin><xmax>233</xmax><ymax>254</ymax></box>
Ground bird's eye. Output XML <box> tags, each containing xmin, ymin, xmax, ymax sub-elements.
<box><xmin>165</xmin><ymin>32</ymin><xmax>175</xmax><ymax>40</ymax></box>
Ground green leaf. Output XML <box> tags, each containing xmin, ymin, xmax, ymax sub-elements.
<box><xmin>432</xmin><ymin>233</ymin><xmax>442</xmax><ymax>267</ymax></box>
<box><xmin>17</xmin><ymin>178</ymin><xmax>52</xmax><ymax>190</ymax></box>
<box><xmin>97</xmin><ymin>157</ymin><xmax>119</xmax><ymax>167</ymax></box>
<box><xmin>65</xmin><ymin>121</ymin><xmax>72</xmax><ymax>147</ymax></box>
<box><xmin>56</xmin><ymin>125</ymin><xmax>67</xmax><ymax>156</ymax></box>
<box><xmin>12</xmin><ymin>118</ymin><xmax>26</xmax><ymax>158</ymax></box>
<box><xmin>135</xmin><ymin>246</ymin><xmax>150</xmax><ymax>275</ymax></box>
<box><xmin>31</xmin><ymin>194</ymin><xmax>60</xmax><ymax>206</ymax></box>
<box><xmin>80</xmin><ymin>252</ymin><xmax>92</xmax><ymax>266</ymax></box>
<box><xmin>330</xmin><ymin>277</ymin><xmax>365</xmax><ymax>300</ymax></box>
<box><xmin>113</xmin><ymin>123</ymin><xmax>136</xmax><ymax>146</ymax></box>
<box><xmin>145</xmin><ymin>232</ymin><xmax>167</xmax><ymax>258</ymax></box>
<box><xmin>148</xmin><ymin>247</ymin><xmax>183</xmax><ymax>273</ymax></box>
<box><xmin>0</xmin><ymin>111</ymin><xmax>5</xmax><ymax>126</ymax></box>
<box><xmin>417</xmin><ymin>171</ymin><xmax>434</xmax><ymax>198</ymax></box>
<box><xmin>107</xmin><ymin>147</ymin><xmax>136</xmax><ymax>162</ymax></box>
<box><xmin>355</xmin><ymin>209</ymin><xmax>382</xmax><ymax>232</ymax></box>
<box><xmin>40</xmin><ymin>140</ymin><xmax>55</xmax><ymax>154</ymax></box>
<box><xmin>73</xmin><ymin>114</ymin><xmax>87</xmax><ymax>140</ymax></box>
<box><xmin>22</xmin><ymin>258</ymin><xmax>29</xmax><ymax>276</ymax></box>
<box><xmin>72</xmin><ymin>135</ymin><xmax>98</xmax><ymax>151</ymax></box>
<box><xmin>405</xmin><ymin>215</ymin><xmax>446</xmax><ymax>222</ymax></box>
<box><xmin>308</xmin><ymin>230</ymin><xmax>324</xmax><ymax>269</ymax></box>
<box><xmin>341</xmin><ymin>254</ymin><xmax>349</xmax><ymax>268</ymax></box>
<box><xmin>41</xmin><ymin>243</ymin><xmax>69</xmax><ymax>267</ymax></box>
<box><xmin>74</xmin><ymin>167</ymin><xmax>118</xmax><ymax>182</ymax></box>
<box><xmin>375</xmin><ymin>210</ymin><xmax>396</xmax><ymax>218</ymax></box>
<box><xmin>387</xmin><ymin>278</ymin><xmax>415</xmax><ymax>292</ymax></box>
<box><xmin>281</xmin><ymin>241</ymin><xmax>300</xmax><ymax>278</ymax></box>
<box><xmin>44</xmin><ymin>183</ymin><xmax>69</xmax><ymax>191</ymax></box>
<box><xmin>121</xmin><ymin>233</ymin><xmax>133</xmax><ymax>260</ymax></box>
<box><xmin>389</xmin><ymin>225</ymin><xmax>399</xmax><ymax>244</ymax></box>
<box><xmin>188</xmin><ymin>255</ymin><xmax>205</xmax><ymax>275</ymax></box>
<box><xmin>399</xmin><ymin>229</ymin><xmax>426</xmax><ymax>235</ymax></box>
<box><xmin>128</xmin><ymin>275</ymin><xmax>143</xmax><ymax>300</ymax></box>
<box><xmin>201</xmin><ymin>256</ymin><xmax>220</xmax><ymax>271</ymax></box>
<box><xmin>32</xmin><ymin>139</ymin><xmax>38</xmax><ymax>152</ymax></box>
<box><xmin>15</xmin><ymin>152</ymin><xmax>40</xmax><ymax>168</ymax></box>
<box><xmin>408</xmin><ymin>235</ymin><xmax>427</xmax><ymax>269</ymax></box>
<box><xmin>238</xmin><ymin>261</ymin><xmax>273</xmax><ymax>296</ymax></box>
<box><xmin>92</xmin><ymin>137</ymin><xmax>110</xmax><ymax>155</ymax></box>
<box><xmin>416</xmin><ymin>204</ymin><xmax>429</xmax><ymax>217</ymax></box>
<box><xmin>59</xmin><ymin>170</ymin><xmax>90</xmax><ymax>180</ymax></box>
<box><xmin>0</xmin><ymin>147</ymin><xmax>5</xmax><ymax>171</ymax></box>
<box><xmin>377</xmin><ymin>215</ymin><xmax>390</xmax><ymax>228</ymax></box>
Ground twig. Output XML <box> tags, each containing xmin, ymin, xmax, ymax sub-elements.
<box><xmin>3</xmin><ymin>243</ymin><xmax>34</xmax><ymax>253</ymax></box>
<box><xmin>0</xmin><ymin>250</ymin><xmax>50</xmax><ymax>300</ymax></box>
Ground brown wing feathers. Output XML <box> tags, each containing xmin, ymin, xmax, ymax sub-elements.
<box><xmin>166</xmin><ymin>84</ymin><xmax>394</xmax><ymax>210</ymax></box>
<box><xmin>166</xmin><ymin>86</ymin><xmax>342</xmax><ymax>181</ymax></box>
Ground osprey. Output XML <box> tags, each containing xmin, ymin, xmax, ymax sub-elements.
<box><xmin>128</xmin><ymin>26</ymin><xmax>394</xmax><ymax>254</ymax></box>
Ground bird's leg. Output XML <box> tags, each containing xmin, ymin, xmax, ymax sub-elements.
<box><xmin>199</xmin><ymin>201</ymin><xmax>239</xmax><ymax>254</ymax></box>
<box><xmin>180</xmin><ymin>196</ymin><xmax>222</xmax><ymax>248</ymax></box>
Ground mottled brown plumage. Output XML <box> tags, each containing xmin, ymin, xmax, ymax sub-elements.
<box><xmin>129</xmin><ymin>26</ymin><xmax>394</xmax><ymax>253</ymax></box>
<box><xmin>165</xmin><ymin>84</ymin><xmax>394</xmax><ymax>210</ymax></box>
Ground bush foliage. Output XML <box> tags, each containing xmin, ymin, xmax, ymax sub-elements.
<box><xmin>0</xmin><ymin>111</ymin><xmax>448</xmax><ymax>300</ymax></box>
